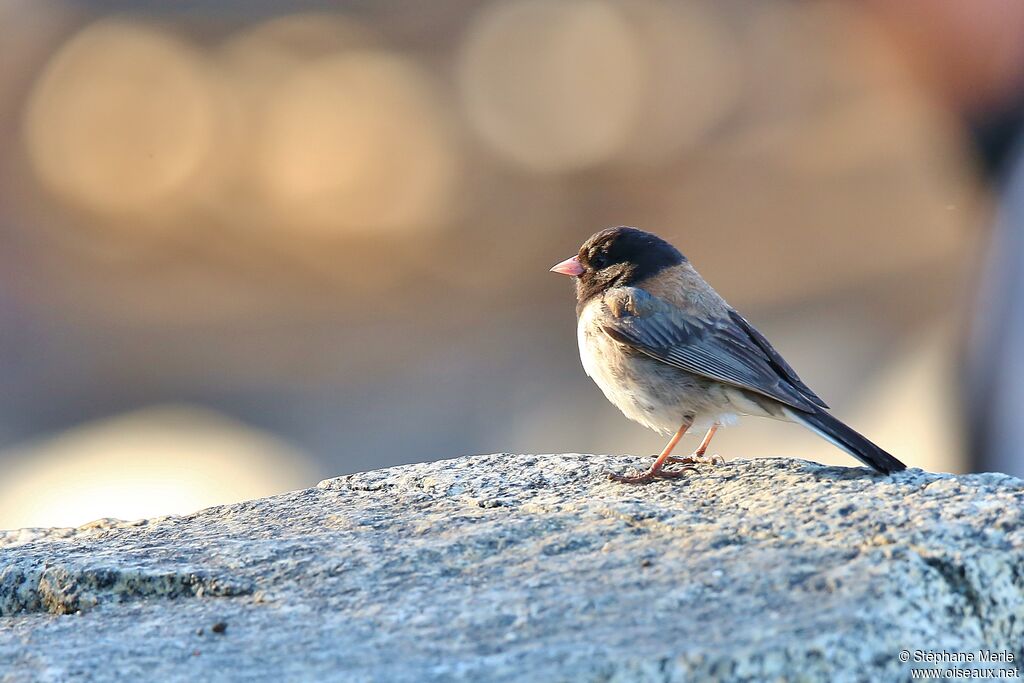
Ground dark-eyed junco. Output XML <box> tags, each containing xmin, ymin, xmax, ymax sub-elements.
<box><xmin>551</xmin><ymin>226</ymin><xmax>907</xmax><ymax>483</ymax></box>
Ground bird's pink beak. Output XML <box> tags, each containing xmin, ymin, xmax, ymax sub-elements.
<box><xmin>550</xmin><ymin>255</ymin><xmax>584</xmax><ymax>277</ymax></box>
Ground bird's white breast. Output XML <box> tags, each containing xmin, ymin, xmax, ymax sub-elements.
<box><xmin>576</xmin><ymin>301</ymin><xmax>608</xmax><ymax>384</ymax></box>
<box><xmin>577</xmin><ymin>300</ymin><xmax>687</xmax><ymax>434</ymax></box>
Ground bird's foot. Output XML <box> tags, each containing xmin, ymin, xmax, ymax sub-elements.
<box><xmin>665</xmin><ymin>453</ymin><xmax>725</xmax><ymax>466</ymax></box>
<box><xmin>607</xmin><ymin>464</ymin><xmax>696</xmax><ymax>484</ymax></box>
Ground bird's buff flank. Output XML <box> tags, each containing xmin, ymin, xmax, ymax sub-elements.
<box><xmin>551</xmin><ymin>226</ymin><xmax>907</xmax><ymax>484</ymax></box>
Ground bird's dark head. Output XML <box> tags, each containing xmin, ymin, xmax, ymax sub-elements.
<box><xmin>550</xmin><ymin>227</ymin><xmax>686</xmax><ymax>307</ymax></box>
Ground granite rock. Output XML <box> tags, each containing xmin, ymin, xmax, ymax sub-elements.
<box><xmin>2</xmin><ymin>453</ymin><xmax>1023</xmax><ymax>682</ymax></box>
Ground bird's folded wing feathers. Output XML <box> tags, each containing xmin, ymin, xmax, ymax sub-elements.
<box><xmin>726</xmin><ymin>309</ymin><xmax>828</xmax><ymax>409</ymax></box>
<box><xmin>600</xmin><ymin>287</ymin><xmax>828</xmax><ymax>411</ymax></box>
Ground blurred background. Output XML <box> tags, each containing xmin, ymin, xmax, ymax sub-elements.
<box><xmin>1</xmin><ymin>0</ymin><xmax>1023</xmax><ymax>529</ymax></box>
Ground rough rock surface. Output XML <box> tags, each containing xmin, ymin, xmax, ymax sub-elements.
<box><xmin>2</xmin><ymin>454</ymin><xmax>1023</xmax><ymax>682</ymax></box>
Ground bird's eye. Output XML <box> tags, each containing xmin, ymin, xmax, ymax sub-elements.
<box><xmin>590</xmin><ymin>250</ymin><xmax>608</xmax><ymax>269</ymax></box>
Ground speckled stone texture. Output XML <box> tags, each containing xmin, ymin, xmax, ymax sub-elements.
<box><xmin>1</xmin><ymin>454</ymin><xmax>1023</xmax><ymax>682</ymax></box>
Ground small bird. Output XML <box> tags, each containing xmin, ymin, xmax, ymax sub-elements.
<box><xmin>550</xmin><ymin>227</ymin><xmax>907</xmax><ymax>483</ymax></box>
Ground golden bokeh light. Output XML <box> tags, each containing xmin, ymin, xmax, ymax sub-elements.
<box><xmin>615</xmin><ymin>0</ymin><xmax>742</xmax><ymax>165</ymax></box>
<box><xmin>0</xmin><ymin>406</ymin><xmax>317</xmax><ymax>530</ymax></box>
<box><xmin>23</xmin><ymin>18</ymin><xmax>216</xmax><ymax>213</ymax></box>
<box><xmin>458</xmin><ymin>0</ymin><xmax>643</xmax><ymax>172</ymax></box>
<box><xmin>192</xmin><ymin>13</ymin><xmax>383</xmax><ymax>230</ymax></box>
<box><xmin>255</xmin><ymin>50</ymin><xmax>459</xmax><ymax>234</ymax></box>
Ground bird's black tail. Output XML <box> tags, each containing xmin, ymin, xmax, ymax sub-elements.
<box><xmin>785</xmin><ymin>408</ymin><xmax>906</xmax><ymax>474</ymax></box>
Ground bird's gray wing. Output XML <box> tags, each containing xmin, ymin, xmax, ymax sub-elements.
<box><xmin>600</xmin><ymin>287</ymin><xmax>825</xmax><ymax>411</ymax></box>
<box><xmin>726</xmin><ymin>309</ymin><xmax>828</xmax><ymax>409</ymax></box>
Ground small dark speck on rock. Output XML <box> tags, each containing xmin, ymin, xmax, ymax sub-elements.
<box><xmin>211</xmin><ymin>622</ymin><xmax>227</xmax><ymax>634</ymax></box>
<box><xmin>195</xmin><ymin>628</ymin><xmax>204</xmax><ymax>636</ymax></box>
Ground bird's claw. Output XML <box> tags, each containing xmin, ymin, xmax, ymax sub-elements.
<box><xmin>607</xmin><ymin>464</ymin><xmax>696</xmax><ymax>484</ymax></box>
<box><xmin>665</xmin><ymin>453</ymin><xmax>725</xmax><ymax>466</ymax></box>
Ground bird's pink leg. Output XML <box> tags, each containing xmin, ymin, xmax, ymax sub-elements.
<box><xmin>609</xmin><ymin>419</ymin><xmax>695</xmax><ymax>484</ymax></box>
<box><xmin>668</xmin><ymin>424</ymin><xmax>724</xmax><ymax>465</ymax></box>
<box><xmin>695</xmin><ymin>424</ymin><xmax>719</xmax><ymax>456</ymax></box>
